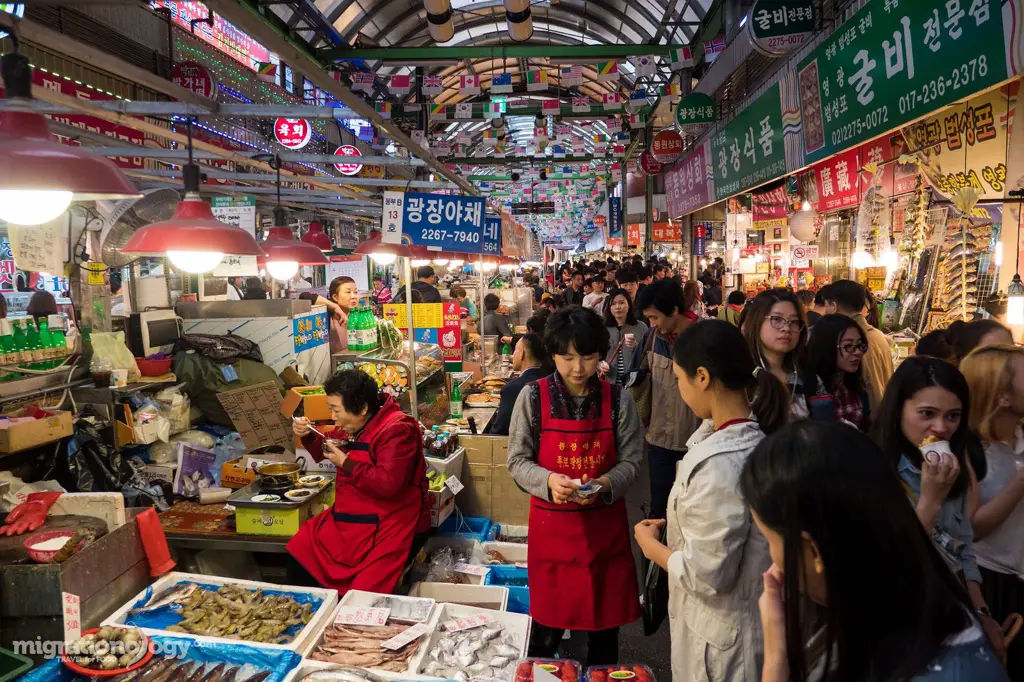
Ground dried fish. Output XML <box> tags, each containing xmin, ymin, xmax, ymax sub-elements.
<box><xmin>299</xmin><ymin>668</ymin><xmax>387</xmax><ymax>682</ymax></box>
<box><xmin>480</xmin><ymin>627</ymin><xmax>502</xmax><ymax>641</ymax></box>
<box><xmin>453</xmin><ymin>671</ymin><xmax>470</xmax><ymax>682</ymax></box>
<box><xmin>130</xmin><ymin>583</ymin><xmax>200</xmax><ymax>615</ymax></box>
<box><xmin>457</xmin><ymin>652</ymin><xmax>478</xmax><ymax>667</ymax></box>
<box><xmin>489</xmin><ymin>656</ymin><xmax>512</xmax><ymax>668</ymax></box>
<box><xmin>493</xmin><ymin>644</ymin><xmax>519</xmax><ymax>657</ymax></box>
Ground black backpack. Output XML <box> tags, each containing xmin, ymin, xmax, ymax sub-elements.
<box><xmin>172</xmin><ymin>333</ymin><xmax>263</xmax><ymax>364</ymax></box>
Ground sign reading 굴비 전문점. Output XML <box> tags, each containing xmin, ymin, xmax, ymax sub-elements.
<box><xmin>747</xmin><ymin>0</ymin><xmax>816</xmax><ymax>56</ymax></box>
<box><xmin>380</xmin><ymin>191</ymin><xmax>490</xmax><ymax>254</ymax></box>
<box><xmin>797</xmin><ymin>0</ymin><xmax>1006</xmax><ymax>165</ymax></box>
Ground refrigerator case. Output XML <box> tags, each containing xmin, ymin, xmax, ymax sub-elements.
<box><xmin>333</xmin><ymin>342</ymin><xmax>449</xmax><ymax>425</ymax></box>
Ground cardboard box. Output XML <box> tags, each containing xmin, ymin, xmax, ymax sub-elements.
<box><xmin>456</xmin><ymin>435</ymin><xmax>529</xmax><ymax>526</ymax></box>
<box><xmin>490</xmin><ymin>464</ymin><xmax>530</xmax><ymax>525</ymax></box>
<box><xmin>220</xmin><ymin>446</ymin><xmax>295</xmax><ymax>489</ymax></box>
<box><xmin>0</xmin><ymin>409</ymin><xmax>73</xmax><ymax>453</ymax></box>
<box><xmin>428</xmin><ymin>486</ymin><xmax>455</xmax><ymax>527</ymax></box>
<box><xmin>458</xmin><ymin>462</ymin><xmax>493</xmax><ymax>519</ymax></box>
<box><xmin>141</xmin><ymin>464</ymin><xmax>176</xmax><ymax>485</ymax></box>
<box><xmin>279</xmin><ymin>386</ymin><xmax>332</xmax><ymax>421</ymax></box>
<box><xmin>461</xmin><ymin>435</ymin><xmax>496</xmax><ymax>465</ymax></box>
<box><xmin>408</xmin><ymin>582</ymin><xmax>509</xmax><ymax>611</ymax></box>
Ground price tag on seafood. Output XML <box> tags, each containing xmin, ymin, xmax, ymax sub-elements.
<box><xmin>62</xmin><ymin>592</ymin><xmax>81</xmax><ymax>643</ymax></box>
<box><xmin>444</xmin><ymin>476</ymin><xmax>465</xmax><ymax>495</ymax></box>
<box><xmin>442</xmin><ymin>614</ymin><xmax>490</xmax><ymax>633</ymax></box>
<box><xmin>453</xmin><ymin>562</ymin><xmax>490</xmax><ymax>577</ymax></box>
<box><xmin>335</xmin><ymin>606</ymin><xmax>391</xmax><ymax>627</ymax></box>
<box><xmin>381</xmin><ymin>622</ymin><xmax>431</xmax><ymax>650</ymax></box>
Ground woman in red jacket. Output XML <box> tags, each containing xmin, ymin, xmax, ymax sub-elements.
<box><xmin>288</xmin><ymin>369</ymin><xmax>431</xmax><ymax>595</ymax></box>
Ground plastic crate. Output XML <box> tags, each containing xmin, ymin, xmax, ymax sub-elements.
<box><xmin>0</xmin><ymin>648</ymin><xmax>32</xmax><ymax>682</ymax></box>
<box><xmin>438</xmin><ymin>514</ymin><xmax>492</xmax><ymax>542</ymax></box>
<box><xmin>484</xmin><ymin>565</ymin><xmax>530</xmax><ymax>615</ymax></box>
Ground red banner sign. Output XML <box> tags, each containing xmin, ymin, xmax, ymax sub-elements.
<box><xmin>170</xmin><ymin>61</ymin><xmax>217</xmax><ymax>100</ymax></box>
<box><xmin>151</xmin><ymin>1</ymin><xmax>271</xmax><ymax>68</ymax></box>
<box><xmin>626</xmin><ymin>223</ymin><xmax>642</xmax><ymax>247</ymax></box>
<box><xmin>664</xmin><ymin>142</ymin><xmax>710</xmax><ymax>219</ymax></box>
<box><xmin>334</xmin><ymin>145</ymin><xmax>363</xmax><ymax>176</ymax></box>
<box><xmin>651</xmin><ymin>222</ymin><xmax>682</xmax><ymax>243</ymax></box>
<box><xmin>811</xmin><ymin>146</ymin><xmax>861</xmax><ymax>212</ymax></box>
<box><xmin>638</xmin><ymin>149</ymin><xmax>665</xmax><ymax>175</ymax></box>
<box><xmin>752</xmin><ymin>185</ymin><xmax>790</xmax><ymax>228</ymax></box>
<box><xmin>0</xmin><ymin>71</ymin><xmax>147</xmax><ymax>169</ymax></box>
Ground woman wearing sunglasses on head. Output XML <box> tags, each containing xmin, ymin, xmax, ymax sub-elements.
<box><xmin>806</xmin><ymin>314</ymin><xmax>872</xmax><ymax>430</ymax></box>
<box><xmin>743</xmin><ymin>289</ymin><xmax>828</xmax><ymax>421</ymax></box>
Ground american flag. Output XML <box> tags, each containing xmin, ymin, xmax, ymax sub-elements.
<box><xmin>560</xmin><ymin>66</ymin><xmax>584</xmax><ymax>87</ymax></box>
<box><xmin>350</xmin><ymin>72</ymin><xmax>375</xmax><ymax>92</ymax></box>
<box><xmin>572</xmin><ymin>96</ymin><xmax>591</xmax><ymax>113</ymax></box>
<box><xmin>422</xmin><ymin>75</ymin><xmax>444</xmax><ymax>95</ymax></box>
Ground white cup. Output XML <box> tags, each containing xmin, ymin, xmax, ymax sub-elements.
<box><xmin>111</xmin><ymin>368</ymin><xmax>128</xmax><ymax>387</ymax></box>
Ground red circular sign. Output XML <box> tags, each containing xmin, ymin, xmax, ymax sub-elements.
<box><xmin>170</xmin><ymin>61</ymin><xmax>217</xmax><ymax>100</ymax></box>
<box><xmin>651</xmin><ymin>129</ymin><xmax>684</xmax><ymax>164</ymax></box>
<box><xmin>334</xmin><ymin>145</ymin><xmax>363</xmax><ymax>176</ymax></box>
<box><xmin>639</xmin><ymin>149</ymin><xmax>666</xmax><ymax>175</ymax></box>
<box><xmin>274</xmin><ymin>118</ymin><xmax>312</xmax><ymax>150</ymax></box>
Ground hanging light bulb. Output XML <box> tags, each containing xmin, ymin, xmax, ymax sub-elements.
<box><xmin>258</xmin><ymin>166</ymin><xmax>329</xmax><ymax>281</ymax></box>
<box><xmin>432</xmin><ymin>258</ymin><xmax>450</xmax><ymax>266</ymax></box>
<box><xmin>449</xmin><ymin>259</ymin><xmax>465</xmax><ymax>267</ymax></box>
<box><xmin>411</xmin><ymin>258</ymin><xmax>432</xmax><ymax>267</ymax></box>
<box><xmin>371</xmin><ymin>252</ymin><xmax>398</xmax><ymax>265</ymax></box>
<box><xmin>266</xmin><ymin>260</ymin><xmax>300</xmax><ymax>281</ymax></box>
<box><xmin>1009</xmin><ymin>274</ymin><xmax>1024</xmax><ymax>325</ymax></box>
<box><xmin>801</xmin><ymin>200</ymin><xmax>812</xmax><ymax>211</ymax></box>
<box><xmin>167</xmin><ymin>250</ymin><xmax>224</xmax><ymax>274</ymax></box>
<box><xmin>881</xmin><ymin>249</ymin><xmax>899</xmax><ymax>270</ymax></box>
<box><xmin>851</xmin><ymin>250</ymin><xmax>875</xmax><ymax>269</ymax></box>
<box><xmin>480</xmin><ymin>261</ymin><xmax>498</xmax><ymax>271</ymax></box>
<box><xmin>0</xmin><ymin>41</ymin><xmax>139</xmax><ymax>225</ymax></box>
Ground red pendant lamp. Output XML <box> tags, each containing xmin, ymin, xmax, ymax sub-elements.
<box><xmin>301</xmin><ymin>221</ymin><xmax>333</xmax><ymax>252</ymax></box>
<box><xmin>0</xmin><ymin>37</ymin><xmax>140</xmax><ymax>226</ymax></box>
<box><xmin>258</xmin><ymin>157</ymin><xmax>329</xmax><ymax>280</ymax></box>
<box><xmin>121</xmin><ymin>121</ymin><xmax>264</xmax><ymax>273</ymax></box>
<box><xmin>354</xmin><ymin>230</ymin><xmax>414</xmax><ymax>265</ymax></box>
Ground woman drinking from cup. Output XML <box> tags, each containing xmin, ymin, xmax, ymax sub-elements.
<box><xmin>601</xmin><ymin>287</ymin><xmax>647</xmax><ymax>385</ymax></box>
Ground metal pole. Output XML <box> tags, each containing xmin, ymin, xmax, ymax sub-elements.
<box><xmin>403</xmin><ymin>256</ymin><xmax>418</xmax><ymax>420</ymax></box>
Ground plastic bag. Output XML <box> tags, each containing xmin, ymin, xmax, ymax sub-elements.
<box><xmin>41</xmin><ymin>419</ymin><xmax>132</xmax><ymax>493</ymax></box>
<box><xmin>132</xmin><ymin>401</ymin><xmax>170</xmax><ymax>445</ymax></box>
<box><xmin>155</xmin><ymin>383</ymin><xmax>191</xmax><ymax>434</ymax></box>
<box><xmin>91</xmin><ymin>331</ymin><xmax>141</xmax><ymax>382</ymax></box>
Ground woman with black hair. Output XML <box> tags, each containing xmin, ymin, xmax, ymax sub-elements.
<box><xmin>742</xmin><ymin>420</ymin><xmax>1008</xmax><ymax>682</ymax></box>
<box><xmin>945</xmin><ymin>319</ymin><xmax>1013</xmax><ymax>364</ymax></box>
<box><xmin>288</xmin><ymin>369</ymin><xmax>430</xmax><ymax>593</ymax></box>
<box><xmin>506</xmin><ymin>306</ymin><xmax>642</xmax><ymax>664</ymax></box>
<box><xmin>601</xmin><ymin>288</ymin><xmax>647</xmax><ymax>385</ymax></box>
<box><xmin>869</xmin><ymin>356</ymin><xmax>1004</xmax><ymax>657</ymax></box>
<box><xmin>634</xmin><ymin>319</ymin><xmax>787</xmax><ymax>681</ymax></box>
<box><xmin>300</xmin><ymin>276</ymin><xmax>359</xmax><ymax>354</ymax></box>
<box><xmin>482</xmin><ymin>293</ymin><xmax>513</xmax><ymax>343</ymax></box>
<box><xmin>743</xmin><ymin>288</ymin><xmax>824</xmax><ymax>420</ymax></box>
<box><xmin>806</xmin><ymin>314</ymin><xmax>871</xmax><ymax>430</ymax></box>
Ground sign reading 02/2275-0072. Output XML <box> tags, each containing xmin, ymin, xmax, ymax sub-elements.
<box><xmin>798</xmin><ymin>0</ymin><xmax>1007</xmax><ymax>165</ymax></box>
<box><xmin>380</xmin><ymin>191</ymin><xmax>497</xmax><ymax>255</ymax></box>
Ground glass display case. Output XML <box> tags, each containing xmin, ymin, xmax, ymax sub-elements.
<box><xmin>333</xmin><ymin>341</ymin><xmax>449</xmax><ymax>425</ymax></box>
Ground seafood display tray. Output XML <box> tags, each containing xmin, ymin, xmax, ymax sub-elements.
<box><xmin>284</xmin><ymin>659</ymin><xmax>445</xmax><ymax>682</ymax></box>
<box><xmin>229</xmin><ymin>480</ymin><xmax>334</xmax><ymax>509</ymax></box>
<box><xmin>412</xmin><ymin>603</ymin><xmax>531</xmax><ymax>678</ymax></box>
<box><xmin>338</xmin><ymin>590</ymin><xmax>436</xmax><ymax>625</ymax></box>
<box><xmin>102</xmin><ymin>571</ymin><xmax>339</xmax><ymax>653</ymax></box>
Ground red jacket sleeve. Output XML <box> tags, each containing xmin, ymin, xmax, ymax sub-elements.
<box><xmin>342</xmin><ymin>421</ymin><xmax>421</xmax><ymax>499</ymax></box>
<box><xmin>300</xmin><ymin>427</ymin><xmax>342</xmax><ymax>463</ymax></box>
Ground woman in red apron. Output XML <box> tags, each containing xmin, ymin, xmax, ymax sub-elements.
<box><xmin>506</xmin><ymin>306</ymin><xmax>643</xmax><ymax>665</ymax></box>
<box><xmin>288</xmin><ymin>369</ymin><xmax>430</xmax><ymax>595</ymax></box>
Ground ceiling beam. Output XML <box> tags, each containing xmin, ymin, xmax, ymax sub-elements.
<box><xmin>0</xmin><ymin>13</ymin><xmax>217</xmax><ymax>110</ymax></box>
<box><xmin>204</xmin><ymin>0</ymin><xmax>480</xmax><ymax>196</ymax></box>
<box><xmin>84</xmin><ymin>147</ymin><xmax>427</xmax><ymax>166</ymax></box>
<box><xmin>325</xmin><ymin>44</ymin><xmax>691</xmax><ymax>62</ymax></box>
<box><xmin>135</xmin><ymin>168</ymin><xmax>454</xmax><ymax>188</ymax></box>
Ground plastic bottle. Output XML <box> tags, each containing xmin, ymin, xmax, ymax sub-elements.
<box><xmin>422</xmin><ymin>425</ymin><xmax>436</xmax><ymax>452</ymax></box>
<box><xmin>501</xmin><ymin>341</ymin><xmax>512</xmax><ymax>373</ymax></box>
<box><xmin>11</xmin><ymin>320</ymin><xmax>29</xmax><ymax>365</ymax></box>
<box><xmin>449</xmin><ymin>380</ymin><xmax>463</xmax><ymax>419</ymax></box>
<box><xmin>349</xmin><ymin>307</ymin><xmax>369</xmax><ymax>351</ymax></box>
<box><xmin>364</xmin><ymin>307</ymin><xmax>378</xmax><ymax>349</ymax></box>
<box><xmin>0</xmin><ymin>320</ymin><xmax>14</xmax><ymax>366</ymax></box>
<box><xmin>48</xmin><ymin>315</ymin><xmax>67</xmax><ymax>362</ymax></box>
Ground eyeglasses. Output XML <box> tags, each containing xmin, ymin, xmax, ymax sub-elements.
<box><xmin>767</xmin><ymin>315</ymin><xmax>804</xmax><ymax>332</ymax></box>
<box><xmin>839</xmin><ymin>341</ymin><xmax>869</xmax><ymax>355</ymax></box>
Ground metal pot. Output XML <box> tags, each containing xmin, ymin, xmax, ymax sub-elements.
<box><xmin>256</xmin><ymin>461</ymin><xmax>301</xmax><ymax>493</ymax></box>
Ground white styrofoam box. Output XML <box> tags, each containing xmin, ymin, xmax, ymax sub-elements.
<box><xmin>414</xmin><ymin>603</ymin><xmax>531</xmax><ymax>676</ymax></box>
<box><xmin>493</xmin><ymin>524</ymin><xmax>528</xmax><ymax>542</ymax></box>
<box><xmin>481</xmin><ymin>542</ymin><xmax>527</xmax><ymax>565</ymax></box>
<box><xmin>284</xmin><ymin>659</ymin><xmax>444</xmax><ymax>682</ymax></box>
<box><xmin>51</xmin><ymin>492</ymin><xmax>127</xmax><ymax>531</ymax></box>
<box><xmin>339</xmin><ymin>589</ymin><xmax>436</xmax><ymax>625</ymax></box>
<box><xmin>303</xmin><ymin>593</ymin><xmax>443</xmax><ymax>673</ymax></box>
<box><xmin>425</xmin><ymin>447</ymin><xmax>466</xmax><ymax>481</ymax></box>
<box><xmin>408</xmin><ymin>582</ymin><xmax>509</xmax><ymax>612</ymax></box>
<box><xmin>102</xmin><ymin>571</ymin><xmax>338</xmax><ymax>654</ymax></box>
<box><xmin>420</xmin><ymin>536</ymin><xmax>485</xmax><ymax>585</ymax></box>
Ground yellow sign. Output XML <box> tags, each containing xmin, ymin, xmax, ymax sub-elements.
<box><xmin>903</xmin><ymin>83</ymin><xmax>1011</xmax><ymax>200</ymax></box>
<box><xmin>86</xmin><ymin>263</ymin><xmax>106</xmax><ymax>286</ymax></box>
<box><xmin>359</xmin><ymin>165</ymin><xmax>385</xmax><ymax>179</ymax></box>
<box><xmin>383</xmin><ymin>303</ymin><xmax>443</xmax><ymax>330</ymax></box>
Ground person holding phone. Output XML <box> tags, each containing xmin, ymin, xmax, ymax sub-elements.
<box><xmin>287</xmin><ymin>369</ymin><xmax>430</xmax><ymax>595</ymax></box>
<box><xmin>506</xmin><ymin>306</ymin><xmax>643</xmax><ymax>665</ymax></box>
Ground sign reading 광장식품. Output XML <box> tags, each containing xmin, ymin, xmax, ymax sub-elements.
<box><xmin>797</xmin><ymin>0</ymin><xmax>1007</xmax><ymax>165</ymax></box>
<box><xmin>711</xmin><ymin>82</ymin><xmax>787</xmax><ymax>201</ymax></box>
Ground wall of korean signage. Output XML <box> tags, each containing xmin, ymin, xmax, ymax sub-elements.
<box><xmin>663</xmin><ymin>0</ymin><xmax>1024</xmax><ymax>219</ymax></box>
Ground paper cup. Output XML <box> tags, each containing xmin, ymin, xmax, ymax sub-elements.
<box><xmin>920</xmin><ymin>439</ymin><xmax>954</xmax><ymax>466</ymax></box>
<box><xmin>625</xmin><ymin>333</ymin><xmax>635</xmax><ymax>345</ymax></box>
<box><xmin>111</xmin><ymin>369</ymin><xmax>128</xmax><ymax>387</ymax></box>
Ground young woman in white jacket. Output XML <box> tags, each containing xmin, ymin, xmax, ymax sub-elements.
<box><xmin>635</xmin><ymin>319</ymin><xmax>789</xmax><ymax>682</ymax></box>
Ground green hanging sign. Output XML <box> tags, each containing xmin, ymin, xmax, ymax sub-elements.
<box><xmin>710</xmin><ymin>82</ymin><xmax>787</xmax><ymax>201</ymax></box>
<box><xmin>675</xmin><ymin>92</ymin><xmax>717</xmax><ymax>135</ymax></box>
<box><xmin>746</xmin><ymin>0</ymin><xmax>816</xmax><ymax>56</ymax></box>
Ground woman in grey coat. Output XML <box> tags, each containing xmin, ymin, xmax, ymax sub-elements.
<box><xmin>601</xmin><ymin>288</ymin><xmax>647</xmax><ymax>385</ymax></box>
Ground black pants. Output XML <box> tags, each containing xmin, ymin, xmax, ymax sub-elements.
<box><xmin>648</xmin><ymin>444</ymin><xmax>685</xmax><ymax>519</ymax></box>
<box><xmin>980</xmin><ymin>565</ymin><xmax>1024</xmax><ymax>681</ymax></box>
<box><xmin>529</xmin><ymin>623</ymin><xmax>619</xmax><ymax>667</ymax></box>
